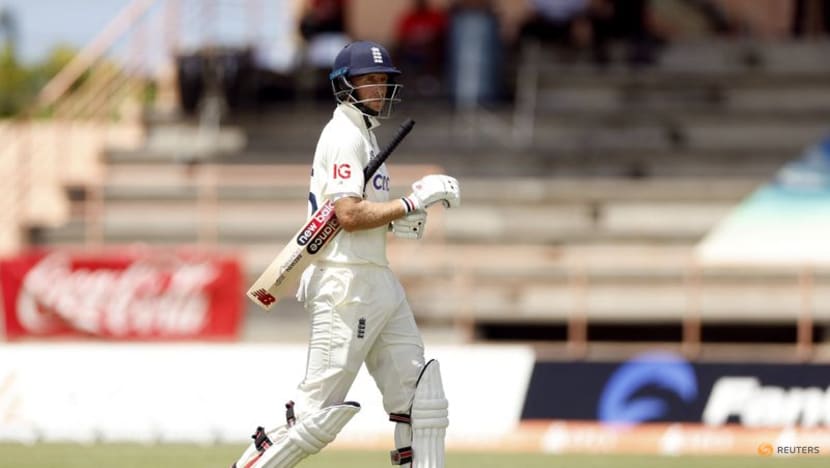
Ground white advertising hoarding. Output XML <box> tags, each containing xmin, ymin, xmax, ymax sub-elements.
<box><xmin>0</xmin><ymin>343</ymin><xmax>534</xmax><ymax>448</ymax></box>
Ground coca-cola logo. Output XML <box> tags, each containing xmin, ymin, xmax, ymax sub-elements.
<box><xmin>16</xmin><ymin>254</ymin><xmax>218</xmax><ymax>337</ymax></box>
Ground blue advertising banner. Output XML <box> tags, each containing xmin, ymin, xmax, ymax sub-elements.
<box><xmin>522</xmin><ymin>351</ymin><xmax>830</xmax><ymax>428</ymax></box>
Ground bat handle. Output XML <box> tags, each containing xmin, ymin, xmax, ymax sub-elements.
<box><xmin>363</xmin><ymin>118</ymin><xmax>416</xmax><ymax>180</ymax></box>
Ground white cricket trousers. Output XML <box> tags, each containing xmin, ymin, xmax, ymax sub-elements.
<box><xmin>297</xmin><ymin>262</ymin><xmax>425</xmax><ymax>417</ymax></box>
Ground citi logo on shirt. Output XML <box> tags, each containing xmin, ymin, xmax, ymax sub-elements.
<box><xmin>372</xmin><ymin>174</ymin><xmax>390</xmax><ymax>191</ymax></box>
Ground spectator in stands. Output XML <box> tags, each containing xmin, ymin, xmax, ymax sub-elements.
<box><xmin>792</xmin><ymin>0</ymin><xmax>830</xmax><ymax>37</ymax></box>
<box><xmin>589</xmin><ymin>0</ymin><xmax>667</xmax><ymax>67</ymax></box>
<box><xmin>648</xmin><ymin>0</ymin><xmax>736</xmax><ymax>39</ymax></box>
<box><xmin>446</xmin><ymin>0</ymin><xmax>504</xmax><ymax>107</ymax></box>
<box><xmin>299</xmin><ymin>0</ymin><xmax>348</xmax><ymax>40</ymax></box>
<box><xmin>516</xmin><ymin>0</ymin><xmax>592</xmax><ymax>52</ymax></box>
<box><xmin>298</xmin><ymin>0</ymin><xmax>351</xmax><ymax>99</ymax></box>
<box><xmin>394</xmin><ymin>0</ymin><xmax>449</xmax><ymax>98</ymax></box>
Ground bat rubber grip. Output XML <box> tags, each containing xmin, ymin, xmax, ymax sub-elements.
<box><xmin>363</xmin><ymin>118</ymin><xmax>415</xmax><ymax>181</ymax></box>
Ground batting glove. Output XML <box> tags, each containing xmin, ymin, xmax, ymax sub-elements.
<box><xmin>400</xmin><ymin>175</ymin><xmax>460</xmax><ymax>213</ymax></box>
<box><xmin>390</xmin><ymin>211</ymin><xmax>428</xmax><ymax>240</ymax></box>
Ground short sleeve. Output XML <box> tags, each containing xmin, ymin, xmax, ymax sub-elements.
<box><xmin>321</xmin><ymin>130</ymin><xmax>365</xmax><ymax>199</ymax></box>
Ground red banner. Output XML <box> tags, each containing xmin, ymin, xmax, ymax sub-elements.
<box><xmin>0</xmin><ymin>249</ymin><xmax>243</xmax><ymax>340</ymax></box>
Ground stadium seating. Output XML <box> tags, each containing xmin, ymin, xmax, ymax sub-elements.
<box><xmin>25</xmin><ymin>39</ymin><xmax>830</xmax><ymax>355</ymax></box>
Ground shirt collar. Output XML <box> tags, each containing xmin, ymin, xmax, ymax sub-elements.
<box><xmin>336</xmin><ymin>103</ymin><xmax>381</xmax><ymax>131</ymax></box>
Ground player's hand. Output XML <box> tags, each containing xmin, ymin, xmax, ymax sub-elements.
<box><xmin>401</xmin><ymin>175</ymin><xmax>460</xmax><ymax>213</ymax></box>
<box><xmin>390</xmin><ymin>211</ymin><xmax>427</xmax><ymax>240</ymax></box>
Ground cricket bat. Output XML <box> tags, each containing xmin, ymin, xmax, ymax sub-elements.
<box><xmin>247</xmin><ymin>118</ymin><xmax>416</xmax><ymax>311</ymax></box>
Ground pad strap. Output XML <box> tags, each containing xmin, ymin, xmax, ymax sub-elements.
<box><xmin>389</xmin><ymin>413</ymin><xmax>412</xmax><ymax>424</ymax></box>
<box><xmin>390</xmin><ymin>446</ymin><xmax>413</xmax><ymax>465</ymax></box>
<box><xmin>253</xmin><ymin>426</ymin><xmax>273</xmax><ymax>452</ymax></box>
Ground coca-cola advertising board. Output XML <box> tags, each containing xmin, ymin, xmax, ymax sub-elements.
<box><xmin>0</xmin><ymin>249</ymin><xmax>243</xmax><ymax>340</ymax></box>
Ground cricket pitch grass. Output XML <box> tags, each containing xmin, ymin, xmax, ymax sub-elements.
<box><xmin>1</xmin><ymin>444</ymin><xmax>828</xmax><ymax>468</ymax></box>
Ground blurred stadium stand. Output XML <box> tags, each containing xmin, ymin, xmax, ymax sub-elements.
<box><xmin>3</xmin><ymin>0</ymin><xmax>830</xmax><ymax>362</ymax></box>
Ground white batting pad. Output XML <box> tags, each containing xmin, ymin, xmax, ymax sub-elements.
<box><xmin>412</xmin><ymin>360</ymin><xmax>449</xmax><ymax>468</ymax></box>
<box><xmin>253</xmin><ymin>402</ymin><xmax>360</xmax><ymax>468</ymax></box>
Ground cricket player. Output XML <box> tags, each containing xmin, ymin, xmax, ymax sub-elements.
<box><xmin>231</xmin><ymin>40</ymin><xmax>459</xmax><ymax>468</ymax></box>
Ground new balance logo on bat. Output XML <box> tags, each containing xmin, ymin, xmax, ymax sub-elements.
<box><xmin>307</xmin><ymin>216</ymin><xmax>340</xmax><ymax>254</ymax></box>
<box><xmin>252</xmin><ymin>288</ymin><xmax>276</xmax><ymax>306</ymax></box>
<box><xmin>297</xmin><ymin>201</ymin><xmax>336</xmax><ymax>246</ymax></box>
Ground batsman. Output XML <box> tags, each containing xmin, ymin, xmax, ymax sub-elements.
<box><xmin>231</xmin><ymin>40</ymin><xmax>460</xmax><ymax>468</ymax></box>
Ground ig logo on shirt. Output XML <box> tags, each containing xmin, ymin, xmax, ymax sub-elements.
<box><xmin>333</xmin><ymin>163</ymin><xmax>351</xmax><ymax>179</ymax></box>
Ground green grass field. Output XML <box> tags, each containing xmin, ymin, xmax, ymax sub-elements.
<box><xmin>1</xmin><ymin>444</ymin><xmax>827</xmax><ymax>468</ymax></box>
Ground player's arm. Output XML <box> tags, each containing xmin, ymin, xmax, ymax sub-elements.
<box><xmin>334</xmin><ymin>196</ymin><xmax>407</xmax><ymax>232</ymax></box>
<box><xmin>335</xmin><ymin>174</ymin><xmax>462</xmax><ymax>233</ymax></box>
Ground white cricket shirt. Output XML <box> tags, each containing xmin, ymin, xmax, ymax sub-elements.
<box><xmin>306</xmin><ymin>103</ymin><xmax>392</xmax><ymax>266</ymax></box>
